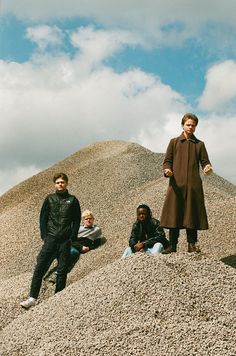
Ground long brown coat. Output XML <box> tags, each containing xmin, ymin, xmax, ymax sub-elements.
<box><xmin>160</xmin><ymin>132</ymin><xmax>211</xmax><ymax>230</ymax></box>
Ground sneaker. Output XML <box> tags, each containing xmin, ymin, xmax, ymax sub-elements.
<box><xmin>20</xmin><ymin>297</ymin><xmax>36</xmax><ymax>309</ymax></box>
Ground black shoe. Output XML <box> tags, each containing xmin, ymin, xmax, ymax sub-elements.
<box><xmin>188</xmin><ymin>243</ymin><xmax>200</xmax><ymax>253</ymax></box>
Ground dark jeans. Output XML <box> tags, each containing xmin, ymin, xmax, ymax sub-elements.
<box><xmin>169</xmin><ymin>228</ymin><xmax>198</xmax><ymax>247</ymax></box>
<box><xmin>30</xmin><ymin>237</ymin><xmax>71</xmax><ymax>299</ymax></box>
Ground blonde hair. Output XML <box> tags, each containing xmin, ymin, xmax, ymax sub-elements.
<box><xmin>82</xmin><ymin>210</ymin><xmax>94</xmax><ymax>219</ymax></box>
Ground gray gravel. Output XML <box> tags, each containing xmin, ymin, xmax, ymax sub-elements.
<box><xmin>0</xmin><ymin>140</ymin><xmax>236</xmax><ymax>355</ymax></box>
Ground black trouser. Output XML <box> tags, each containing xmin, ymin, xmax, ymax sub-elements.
<box><xmin>169</xmin><ymin>228</ymin><xmax>198</xmax><ymax>247</ymax></box>
<box><xmin>30</xmin><ymin>237</ymin><xmax>71</xmax><ymax>299</ymax></box>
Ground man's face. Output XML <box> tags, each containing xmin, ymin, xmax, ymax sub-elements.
<box><xmin>182</xmin><ymin>119</ymin><xmax>196</xmax><ymax>136</ymax></box>
<box><xmin>137</xmin><ymin>208</ymin><xmax>148</xmax><ymax>221</ymax></box>
<box><xmin>55</xmin><ymin>178</ymin><xmax>68</xmax><ymax>192</ymax></box>
<box><xmin>83</xmin><ymin>215</ymin><xmax>94</xmax><ymax>227</ymax></box>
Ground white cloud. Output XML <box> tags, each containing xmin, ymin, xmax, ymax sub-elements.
<box><xmin>0</xmin><ymin>26</ymin><xmax>189</xmax><ymax>194</ymax></box>
<box><xmin>0</xmin><ymin>25</ymin><xmax>236</xmax><ymax>196</ymax></box>
<box><xmin>69</xmin><ymin>26</ymin><xmax>141</xmax><ymax>69</ymax></box>
<box><xmin>198</xmin><ymin>60</ymin><xmax>236</xmax><ymax>111</ymax></box>
<box><xmin>196</xmin><ymin>115</ymin><xmax>236</xmax><ymax>184</ymax></box>
<box><xmin>0</xmin><ymin>56</ymin><xmax>186</xmax><ymax>168</ymax></box>
<box><xmin>3</xmin><ymin>0</ymin><xmax>236</xmax><ymax>47</ymax></box>
<box><xmin>25</xmin><ymin>25</ymin><xmax>64</xmax><ymax>50</ymax></box>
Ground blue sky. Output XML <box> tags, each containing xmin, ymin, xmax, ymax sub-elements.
<box><xmin>1</xmin><ymin>0</ymin><xmax>236</xmax><ymax>194</ymax></box>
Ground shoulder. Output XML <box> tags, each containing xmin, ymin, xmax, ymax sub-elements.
<box><xmin>67</xmin><ymin>193</ymin><xmax>80</xmax><ymax>203</ymax></box>
<box><xmin>191</xmin><ymin>134</ymin><xmax>204</xmax><ymax>145</ymax></box>
<box><xmin>169</xmin><ymin>137</ymin><xmax>178</xmax><ymax>144</ymax></box>
<box><xmin>150</xmin><ymin>217</ymin><xmax>160</xmax><ymax>226</ymax></box>
<box><xmin>168</xmin><ymin>136</ymin><xmax>181</xmax><ymax>146</ymax></box>
<box><xmin>67</xmin><ymin>192</ymin><xmax>76</xmax><ymax>199</ymax></box>
<box><xmin>132</xmin><ymin>221</ymin><xmax>139</xmax><ymax>229</ymax></box>
<box><xmin>93</xmin><ymin>224</ymin><xmax>101</xmax><ymax>230</ymax></box>
<box><xmin>47</xmin><ymin>193</ymin><xmax>55</xmax><ymax>198</ymax></box>
<box><xmin>43</xmin><ymin>193</ymin><xmax>55</xmax><ymax>202</ymax></box>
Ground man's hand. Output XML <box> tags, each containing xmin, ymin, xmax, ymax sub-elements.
<box><xmin>203</xmin><ymin>164</ymin><xmax>213</xmax><ymax>175</ymax></box>
<box><xmin>134</xmin><ymin>242</ymin><xmax>144</xmax><ymax>252</ymax></box>
<box><xmin>164</xmin><ymin>168</ymin><xmax>173</xmax><ymax>177</ymax></box>
<box><xmin>82</xmin><ymin>246</ymin><xmax>89</xmax><ymax>253</ymax></box>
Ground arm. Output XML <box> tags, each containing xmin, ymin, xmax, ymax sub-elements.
<box><xmin>163</xmin><ymin>139</ymin><xmax>174</xmax><ymax>177</ymax></box>
<box><xmin>78</xmin><ymin>226</ymin><xmax>103</xmax><ymax>250</ymax></box>
<box><xmin>87</xmin><ymin>226</ymin><xmax>102</xmax><ymax>240</ymax></box>
<box><xmin>200</xmin><ymin>142</ymin><xmax>213</xmax><ymax>175</ymax></box>
<box><xmin>129</xmin><ymin>223</ymin><xmax>140</xmax><ymax>252</ymax></box>
<box><xmin>89</xmin><ymin>226</ymin><xmax>103</xmax><ymax>248</ymax></box>
<box><xmin>70</xmin><ymin>198</ymin><xmax>81</xmax><ymax>241</ymax></box>
<box><xmin>39</xmin><ymin>197</ymin><xmax>50</xmax><ymax>240</ymax></box>
<box><xmin>93</xmin><ymin>226</ymin><xmax>102</xmax><ymax>239</ymax></box>
<box><xmin>143</xmin><ymin>219</ymin><xmax>169</xmax><ymax>250</ymax></box>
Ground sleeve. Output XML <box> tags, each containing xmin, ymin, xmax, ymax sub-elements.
<box><xmin>91</xmin><ymin>226</ymin><xmax>103</xmax><ymax>248</ymax></box>
<box><xmin>129</xmin><ymin>223</ymin><xmax>139</xmax><ymax>251</ymax></box>
<box><xmin>39</xmin><ymin>197</ymin><xmax>50</xmax><ymax>240</ymax></box>
<box><xmin>163</xmin><ymin>139</ymin><xmax>174</xmax><ymax>176</ymax></box>
<box><xmin>199</xmin><ymin>142</ymin><xmax>211</xmax><ymax>169</ymax></box>
<box><xmin>70</xmin><ymin>198</ymin><xmax>81</xmax><ymax>241</ymax></box>
<box><xmin>91</xmin><ymin>226</ymin><xmax>102</xmax><ymax>240</ymax></box>
<box><xmin>143</xmin><ymin>219</ymin><xmax>169</xmax><ymax>249</ymax></box>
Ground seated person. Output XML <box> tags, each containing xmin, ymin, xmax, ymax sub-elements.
<box><xmin>71</xmin><ymin>209</ymin><xmax>103</xmax><ymax>254</ymax></box>
<box><xmin>122</xmin><ymin>204</ymin><xmax>170</xmax><ymax>258</ymax></box>
<box><xmin>45</xmin><ymin>210</ymin><xmax>103</xmax><ymax>283</ymax></box>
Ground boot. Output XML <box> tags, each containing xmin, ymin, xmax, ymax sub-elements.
<box><xmin>162</xmin><ymin>245</ymin><xmax>177</xmax><ymax>254</ymax></box>
<box><xmin>187</xmin><ymin>243</ymin><xmax>201</xmax><ymax>253</ymax></box>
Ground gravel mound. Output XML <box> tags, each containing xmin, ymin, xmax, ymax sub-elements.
<box><xmin>1</xmin><ymin>254</ymin><xmax>236</xmax><ymax>356</ymax></box>
<box><xmin>0</xmin><ymin>140</ymin><xmax>235</xmax><ymax>355</ymax></box>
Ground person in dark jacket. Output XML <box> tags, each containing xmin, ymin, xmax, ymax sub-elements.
<box><xmin>122</xmin><ymin>204</ymin><xmax>170</xmax><ymax>257</ymax></box>
<box><xmin>20</xmin><ymin>172</ymin><xmax>81</xmax><ymax>309</ymax></box>
<box><xmin>160</xmin><ymin>113</ymin><xmax>213</xmax><ymax>254</ymax></box>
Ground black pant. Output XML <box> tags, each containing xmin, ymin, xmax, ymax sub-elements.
<box><xmin>169</xmin><ymin>228</ymin><xmax>197</xmax><ymax>247</ymax></box>
<box><xmin>30</xmin><ymin>237</ymin><xmax>71</xmax><ymax>299</ymax></box>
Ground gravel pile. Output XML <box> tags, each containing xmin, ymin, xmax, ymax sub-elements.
<box><xmin>0</xmin><ymin>140</ymin><xmax>235</xmax><ymax>355</ymax></box>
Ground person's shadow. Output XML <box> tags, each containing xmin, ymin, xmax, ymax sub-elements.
<box><xmin>220</xmin><ymin>254</ymin><xmax>236</xmax><ymax>269</ymax></box>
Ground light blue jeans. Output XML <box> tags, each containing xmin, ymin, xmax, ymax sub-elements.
<box><xmin>122</xmin><ymin>242</ymin><xmax>163</xmax><ymax>258</ymax></box>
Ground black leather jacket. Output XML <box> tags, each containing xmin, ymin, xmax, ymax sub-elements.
<box><xmin>129</xmin><ymin>217</ymin><xmax>169</xmax><ymax>251</ymax></box>
<box><xmin>40</xmin><ymin>190</ymin><xmax>81</xmax><ymax>241</ymax></box>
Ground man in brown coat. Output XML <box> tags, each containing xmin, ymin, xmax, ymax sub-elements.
<box><xmin>160</xmin><ymin>113</ymin><xmax>212</xmax><ymax>253</ymax></box>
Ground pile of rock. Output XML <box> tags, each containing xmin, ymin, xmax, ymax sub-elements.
<box><xmin>0</xmin><ymin>140</ymin><xmax>235</xmax><ymax>355</ymax></box>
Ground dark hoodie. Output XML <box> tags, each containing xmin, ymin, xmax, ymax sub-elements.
<box><xmin>129</xmin><ymin>205</ymin><xmax>170</xmax><ymax>251</ymax></box>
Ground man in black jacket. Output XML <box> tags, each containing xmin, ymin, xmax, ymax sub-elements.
<box><xmin>122</xmin><ymin>204</ymin><xmax>170</xmax><ymax>258</ymax></box>
<box><xmin>20</xmin><ymin>172</ymin><xmax>81</xmax><ymax>309</ymax></box>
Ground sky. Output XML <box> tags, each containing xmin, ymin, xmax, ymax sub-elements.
<box><xmin>0</xmin><ymin>0</ymin><xmax>236</xmax><ymax>195</ymax></box>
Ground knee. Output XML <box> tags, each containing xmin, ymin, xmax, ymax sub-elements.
<box><xmin>122</xmin><ymin>247</ymin><xmax>133</xmax><ymax>258</ymax></box>
<box><xmin>152</xmin><ymin>242</ymin><xmax>164</xmax><ymax>253</ymax></box>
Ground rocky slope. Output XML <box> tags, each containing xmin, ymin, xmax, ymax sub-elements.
<box><xmin>0</xmin><ymin>140</ymin><xmax>235</xmax><ymax>355</ymax></box>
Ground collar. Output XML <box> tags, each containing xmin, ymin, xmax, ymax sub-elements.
<box><xmin>179</xmin><ymin>132</ymin><xmax>198</xmax><ymax>143</ymax></box>
<box><xmin>56</xmin><ymin>189</ymin><xmax>69</xmax><ymax>198</ymax></box>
